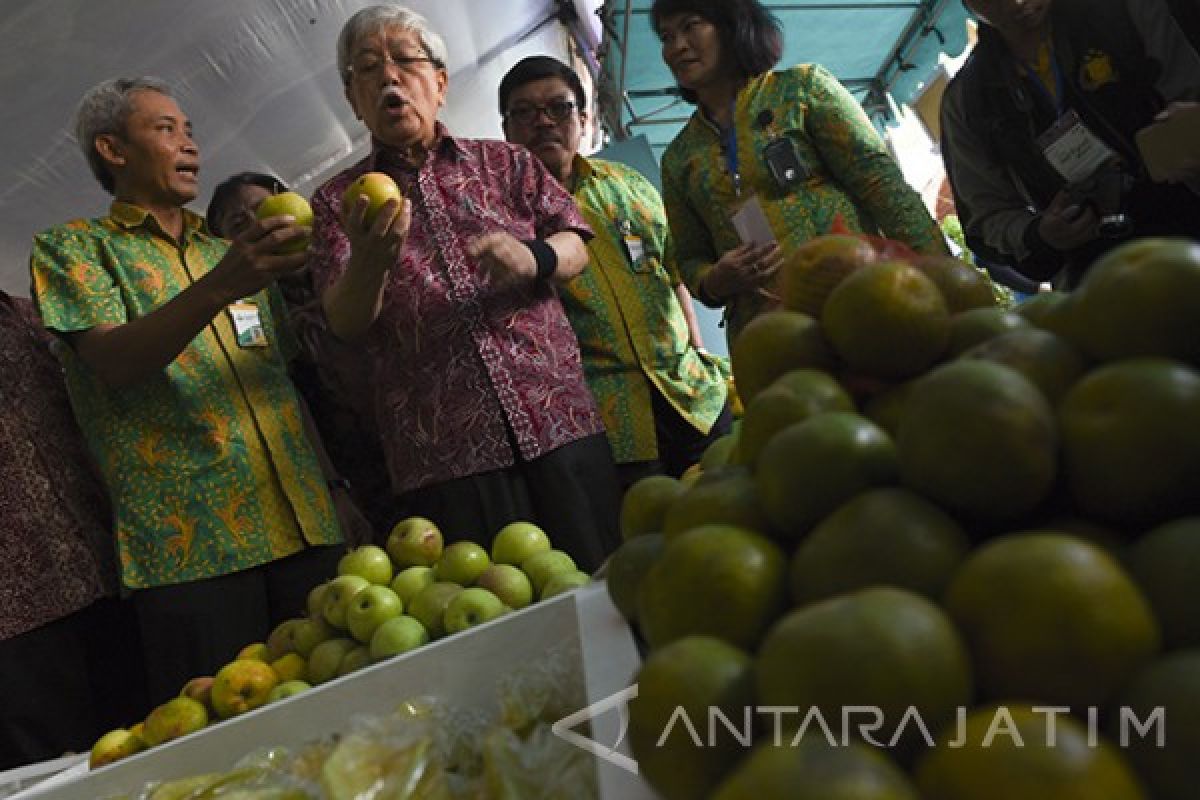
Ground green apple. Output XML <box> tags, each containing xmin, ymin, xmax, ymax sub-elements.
<box><xmin>368</xmin><ymin>615</ymin><xmax>429</xmax><ymax>661</ymax></box>
<box><xmin>337</xmin><ymin>645</ymin><xmax>373</xmax><ymax>677</ymax></box>
<box><xmin>266</xmin><ymin>619</ymin><xmax>302</xmax><ymax>660</ymax></box>
<box><xmin>89</xmin><ymin>728</ymin><xmax>145</xmax><ymax>769</ymax></box>
<box><xmin>211</xmin><ymin>659</ymin><xmax>279</xmax><ymax>719</ymax></box>
<box><xmin>290</xmin><ymin>616</ymin><xmax>335</xmax><ymax>657</ymax></box>
<box><xmin>323</xmin><ymin>574</ymin><xmax>371</xmax><ymax>629</ymax></box>
<box><xmin>520</xmin><ymin>549</ymin><xmax>577</xmax><ymax>596</ymax></box>
<box><xmin>386</xmin><ymin>516</ymin><xmax>444</xmax><ymax>568</ymax></box>
<box><xmin>541</xmin><ymin>569</ymin><xmax>592</xmax><ymax>600</ymax></box>
<box><xmin>307</xmin><ymin>637</ymin><xmax>357</xmax><ymax>685</ymax></box>
<box><xmin>307</xmin><ymin>581</ymin><xmax>330</xmax><ymax>619</ymax></box>
<box><xmin>390</xmin><ymin>565</ymin><xmax>435</xmax><ymax>605</ymax></box>
<box><xmin>345</xmin><ymin>584</ymin><xmax>403</xmax><ymax>643</ymax></box>
<box><xmin>337</xmin><ymin>544</ymin><xmax>394</xmax><ymax>586</ymax></box>
<box><xmin>255</xmin><ymin>191</ymin><xmax>313</xmax><ymax>253</ymax></box>
<box><xmin>407</xmin><ymin>582</ymin><xmax>463</xmax><ymax>639</ymax></box>
<box><xmin>434</xmin><ymin>541</ymin><xmax>490</xmax><ymax>585</ymax></box>
<box><xmin>475</xmin><ymin>563</ymin><xmax>534</xmax><ymax>609</ymax></box>
<box><xmin>443</xmin><ymin>587</ymin><xmax>508</xmax><ymax>635</ymax></box>
<box><xmin>491</xmin><ymin>521</ymin><xmax>552</xmax><ymax>566</ymax></box>
<box><xmin>143</xmin><ymin>696</ymin><xmax>209</xmax><ymax>746</ymax></box>
<box><xmin>179</xmin><ymin>676</ymin><xmax>215</xmax><ymax>712</ymax></box>
<box><xmin>266</xmin><ymin>679</ymin><xmax>311</xmax><ymax>703</ymax></box>
<box><xmin>342</xmin><ymin>171</ymin><xmax>403</xmax><ymax>226</ymax></box>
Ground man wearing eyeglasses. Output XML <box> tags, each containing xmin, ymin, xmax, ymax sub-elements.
<box><xmin>500</xmin><ymin>56</ymin><xmax>732</xmax><ymax>487</ymax></box>
<box><xmin>314</xmin><ymin>8</ymin><xmax>622</xmax><ymax>570</ymax></box>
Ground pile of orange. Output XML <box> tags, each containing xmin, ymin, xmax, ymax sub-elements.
<box><xmin>608</xmin><ymin>236</ymin><xmax>1200</xmax><ymax>799</ymax></box>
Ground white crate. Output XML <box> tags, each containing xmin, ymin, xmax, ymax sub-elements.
<box><xmin>12</xmin><ymin>583</ymin><xmax>654</xmax><ymax>800</ymax></box>
<box><xmin>0</xmin><ymin>755</ymin><xmax>86</xmax><ymax>799</ymax></box>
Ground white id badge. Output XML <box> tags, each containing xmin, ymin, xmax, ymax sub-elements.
<box><xmin>1037</xmin><ymin>110</ymin><xmax>1118</xmax><ymax>183</ymax></box>
<box><xmin>228</xmin><ymin>301</ymin><xmax>268</xmax><ymax>348</ymax></box>
<box><xmin>731</xmin><ymin>195</ymin><xmax>777</xmax><ymax>246</ymax></box>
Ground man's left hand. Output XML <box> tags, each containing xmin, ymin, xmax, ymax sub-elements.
<box><xmin>468</xmin><ymin>232</ymin><xmax>537</xmax><ymax>287</ymax></box>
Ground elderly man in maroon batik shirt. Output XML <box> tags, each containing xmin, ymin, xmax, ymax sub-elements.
<box><xmin>312</xmin><ymin>5</ymin><xmax>621</xmax><ymax>570</ymax></box>
<box><xmin>0</xmin><ymin>290</ymin><xmax>144</xmax><ymax>768</ymax></box>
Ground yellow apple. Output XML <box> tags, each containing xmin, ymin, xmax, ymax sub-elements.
<box><xmin>179</xmin><ymin>676</ymin><xmax>215</xmax><ymax>712</ymax></box>
<box><xmin>255</xmin><ymin>191</ymin><xmax>313</xmax><ymax>253</ymax></box>
<box><xmin>211</xmin><ymin>659</ymin><xmax>279</xmax><ymax>719</ymax></box>
<box><xmin>236</xmin><ymin>642</ymin><xmax>270</xmax><ymax>662</ymax></box>
<box><xmin>142</xmin><ymin>696</ymin><xmax>209</xmax><ymax>746</ymax></box>
<box><xmin>89</xmin><ymin>728</ymin><xmax>145</xmax><ymax>769</ymax></box>
<box><xmin>341</xmin><ymin>171</ymin><xmax>402</xmax><ymax>226</ymax></box>
<box><xmin>270</xmin><ymin>652</ymin><xmax>308</xmax><ymax>683</ymax></box>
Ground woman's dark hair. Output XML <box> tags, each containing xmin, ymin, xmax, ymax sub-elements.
<box><xmin>498</xmin><ymin>55</ymin><xmax>588</xmax><ymax>115</ymax></box>
<box><xmin>651</xmin><ymin>0</ymin><xmax>784</xmax><ymax>104</ymax></box>
<box><xmin>206</xmin><ymin>172</ymin><xmax>287</xmax><ymax>237</ymax></box>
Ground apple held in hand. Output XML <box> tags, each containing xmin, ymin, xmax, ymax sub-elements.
<box><xmin>143</xmin><ymin>696</ymin><xmax>209</xmax><ymax>746</ymax></box>
<box><xmin>346</xmin><ymin>584</ymin><xmax>404</xmax><ymax>643</ymax></box>
<box><xmin>521</xmin><ymin>549</ymin><xmax>577</xmax><ymax>596</ymax></box>
<box><xmin>267</xmin><ymin>679</ymin><xmax>311</xmax><ymax>704</ymax></box>
<box><xmin>255</xmin><ymin>191</ymin><xmax>313</xmax><ymax>254</ymax></box>
<box><xmin>323</xmin><ymin>574</ymin><xmax>371</xmax><ymax>629</ymax></box>
<box><xmin>387</xmin><ymin>517</ymin><xmax>444</xmax><ymax>568</ymax></box>
<box><xmin>443</xmin><ymin>587</ymin><xmax>508</xmax><ymax>635</ymax></box>
<box><xmin>338</xmin><ymin>544</ymin><xmax>394</xmax><ymax>586</ymax></box>
<box><xmin>475</xmin><ymin>563</ymin><xmax>534</xmax><ymax>609</ymax></box>
<box><xmin>211</xmin><ymin>659</ymin><xmax>279</xmax><ymax>719</ymax></box>
<box><xmin>342</xmin><ymin>171</ymin><xmax>402</xmax><ymax>226</ymax></box>
<box><xmin>434</xmin><ymin>541</ymin><xmax>490</xmax><ymax>585</ymax></box>
<box><xmin>89</xmin><ymin>728</ymin><xmax>145</xmax><ymax>769</ymax></box>
<box><xmin>491</xmin><ymin>521</ymin><xmax>552</xmax><ymax>566</ymax></box>
<box><xmin>391</xmin><ymin>565</ymin><xmax>435</xmax><ymax>605</ymax></box>
<box><xmin>369</xmin><ymin>615</ymin><xmax>429</xmax><ymax>661</ymax></box>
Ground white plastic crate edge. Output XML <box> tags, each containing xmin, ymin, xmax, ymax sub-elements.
<box><xmin>14</xmin><ymin>582</ymin><xmax>654</xmax><ymax>800</ymax></box>
<box><xmin>0</xmin><ymin>754</ymin><xmax>87</xmax><ymax>799</ymax></box>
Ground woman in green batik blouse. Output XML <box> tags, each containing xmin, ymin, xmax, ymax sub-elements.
<box><xmin>652</xmin><ymin>0</ymin><xmax>948</xmax><ymax>344</ymax></box>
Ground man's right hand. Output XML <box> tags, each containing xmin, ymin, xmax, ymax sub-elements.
<box><xmin>207</xmin><ymin>216</ymin><xmax>311</xmax><ymax>302</ymax></box>
<box><xmin>703</xmin><ymin>242</ymin><xmax>784</xmax><ymax>302</ymax></box>
<box><xmin>1037</xmin><ymin>190</ymin><xmax>1101</xmax><ymax>252</ymax></box>
<box><xmin>341</xmin><ymin>195</ymin><xmax>410</xmax><ymax>276</ymax></box>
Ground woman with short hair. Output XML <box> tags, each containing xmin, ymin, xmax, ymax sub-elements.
<box><xmin>653</xmin><ymin>0</ymin><xmax>948</xmax><ymax>344</ymax></box>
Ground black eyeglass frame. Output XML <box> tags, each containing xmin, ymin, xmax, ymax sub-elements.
<box><xmin>503</xmin><ymin>100</ymin><xmax>579</xmax><ymax>126</ymax></box>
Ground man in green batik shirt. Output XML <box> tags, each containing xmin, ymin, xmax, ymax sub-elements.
<box><xmin>29</xmin><ymin>76</ymin><xmax>342</xmax><ymax>704</ymax></box>
<box><xmin>500</xmin><ymin>57</ymin><xmax>731</xmax><ymax>487</ymax></box>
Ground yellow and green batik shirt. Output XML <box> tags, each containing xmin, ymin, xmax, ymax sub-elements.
<box><xmin>661</xmin><ymin>64</ymin><xmax>949</xmax><ymax>344</ymax></box>
<box><xmin>30</xmin><ymin>202</ymin><xmax>341</xmax><ymax>590</ymax></box>
<box><xmin>566</xmin><ymin>156</ymin><xmax>728</xmax><ymax>464</ymax></box>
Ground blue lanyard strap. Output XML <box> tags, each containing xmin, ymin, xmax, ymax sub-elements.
<box><xmin>1020</xmin><ymin>45</ymin><xmax>1067</xmax><ymax>116</ymax></box>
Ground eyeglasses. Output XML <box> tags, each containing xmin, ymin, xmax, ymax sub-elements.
<box><xmin>348</xmin><ymin>51</ymin><xmax>442</xmax><ymax>80</ymax></box>
<box><xmin>504</xmin><ymin>100</ymin><xmax>578</xmax><ymax>126</ymax></box>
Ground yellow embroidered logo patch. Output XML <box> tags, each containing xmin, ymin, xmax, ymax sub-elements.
<box><xmin>1080</xmin><ymin>50</ymin><xmax>1118</xmax><ymax>91</ymax></box>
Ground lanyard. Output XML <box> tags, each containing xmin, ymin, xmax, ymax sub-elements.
<box><xmin>720</xmin><ymin>101</ymin><xmax>742</xmax><ymax>197</ymax></box>
<box><xmin>1020</xmin><ymin>44</ymin><xmax>1067</xmax><ymax>116</ymax></box>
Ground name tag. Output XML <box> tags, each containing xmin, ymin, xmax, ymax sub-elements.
<box><xmin>1037</xmin><ymin>110</ymin><xmax>1118</xmax><ymax>184</ymax></box>
<box><xmin>228</xmin><ymin>301</ymin><xmax>268</xmax><ymax>348</ymax></box>
<box><xmin>731</xmin><ymin>195</ymin><xmax>777</xmax><ymax>246</ymax></box>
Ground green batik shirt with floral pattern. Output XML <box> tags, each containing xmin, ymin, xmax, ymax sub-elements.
<box><xmin>30</xmin><ymin>202</ymin><xmax>341</xmax><ymax>590</ymax></box>
<box><xmin>661</xmin><ymin>64</ymin><xmax>949</xmax><ymax>344</ymax></box>
<box><xmin>566</xmin><ymin>156</ymin><xmax>728</xmax><ymax>464</ymax></box>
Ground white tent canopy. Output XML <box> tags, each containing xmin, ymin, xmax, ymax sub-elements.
<box><xmin>0</xmin><ymin>0</ymin><xmax>591</xmax><ymax>295</ymax></box>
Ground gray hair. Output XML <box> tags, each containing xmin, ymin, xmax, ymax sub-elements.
<box><xmin>74</xmin><ymin>76</ymin><xmax>173</xmax><ymax>194</ymax></box>
<box><xmin>337</xmin><ymin>5</ymin><xmax>448</xmax><ymax>86</ymax></box>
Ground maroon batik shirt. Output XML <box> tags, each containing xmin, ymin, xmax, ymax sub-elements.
<box><xmin>0</xmin><ymin>292</ymin><xmax>117</xmax><ymax>640</ymax></box>
<box><xmin>309</xmin><ymin>129</ymin><xmax>604</xmax><ymax>494</ymax></box>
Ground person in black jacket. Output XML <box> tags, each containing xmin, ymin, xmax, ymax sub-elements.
<box><xmin>941</xmin><ymin>0</ymin><xmax>1200</xmax><ymax>287</ymax></box>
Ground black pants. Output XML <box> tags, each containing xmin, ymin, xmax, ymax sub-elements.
<box><xmin>398</xmin><ymin>433</ymin><xmax>622</xmax><ymax>573</ymax></box>
<box><xmin>616</xmin><ymin>392</ymin><xmax>734</xmax><ymax>490</ymax></box>
<box><xmin>134</xmin><ymin>545</ymin><xmax>343</xmax><ymax>706</ymax></box>
<box><xmin>0</xmin><ymin>597</ymin><xmax>145</xmax><ymax>769</ymax></box>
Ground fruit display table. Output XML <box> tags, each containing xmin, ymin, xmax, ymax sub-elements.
<box><xmin>14</xmin><ymin>584</ymin><xmax>653</xmax><ymax>800</ymax></box>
